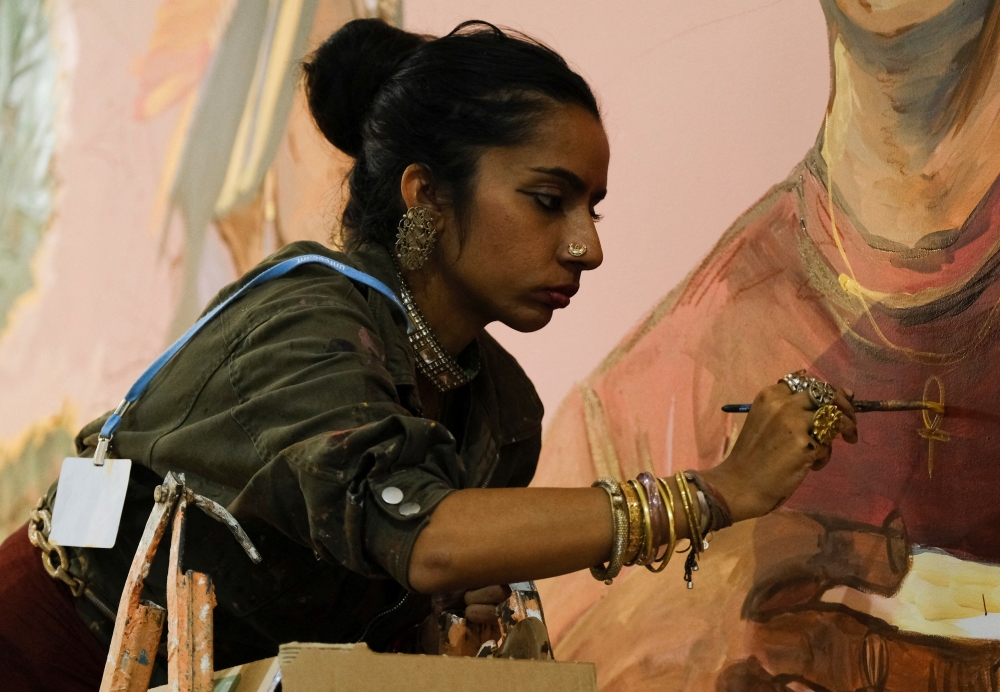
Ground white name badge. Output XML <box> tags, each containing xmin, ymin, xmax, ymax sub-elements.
<box><xmin>49</xmin><ymin>457</ymin><xmax>132</xmax><ymax>548</ymax></box>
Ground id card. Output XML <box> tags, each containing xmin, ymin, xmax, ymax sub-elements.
<box><xmin>50</xmin><ymin>457</ymin><xmax>132</xmax><ymax>548</ymax></box>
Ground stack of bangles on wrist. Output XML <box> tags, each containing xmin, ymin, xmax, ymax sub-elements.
<box><xmin>590</xmin><ymin>471</ymin><xmax>733</xmax><ymax>588</ymax></box>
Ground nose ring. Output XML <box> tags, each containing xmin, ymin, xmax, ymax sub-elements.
<box><xmin>568</xmin><ymin>242</ymin><xmax>588</xmax><ymax>258</ymax></box>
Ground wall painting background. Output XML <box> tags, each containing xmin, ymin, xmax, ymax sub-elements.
<box><xmin>534</xmin><ymin>1</ymin><xmax>1000</xmax><ymax>690</ymax></box>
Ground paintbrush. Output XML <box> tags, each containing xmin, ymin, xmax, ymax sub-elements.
<box><xmin>721</xmin><ymin>400</ymin><xmax>944</xmax><ymax>414</ymax></box>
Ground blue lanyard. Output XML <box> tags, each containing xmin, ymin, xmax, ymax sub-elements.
<box><xmin>93</xmin><ymin>254</ymin><xmax>409</xmax><ymax>465</ymax></box>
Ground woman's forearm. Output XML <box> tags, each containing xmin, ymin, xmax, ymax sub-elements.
<box><xmin>408</xmin><ymin>483</ymin><xmax>693</xmax><ymax>593</ymax></box>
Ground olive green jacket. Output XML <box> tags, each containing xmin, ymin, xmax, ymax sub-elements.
<box><xmin>56</xmin><ymin>241</ymin><xmax>543</xmax><ymax>665</ymax></box>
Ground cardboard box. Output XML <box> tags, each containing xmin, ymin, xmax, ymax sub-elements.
<box><xmin>151</xmin><ymin>644</ymin><xmax>596</xmax><ymax>692</ymax></box>
<box><xmin>280</xmin><ymin>643</ymin><xmax>597</xmax><ymax>692</ymax></box>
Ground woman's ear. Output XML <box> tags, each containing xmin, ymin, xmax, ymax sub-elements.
<box><xmin>400</xmin><ymin>163</ymin><xmax>443</xmax><ymax>216</ymax></box>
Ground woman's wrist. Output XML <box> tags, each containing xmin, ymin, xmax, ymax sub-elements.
<box><xmin>699</xmin><ymin>464</ymin><xmax>753</xmax><ymax>524</ymax></box>
<box><xmin>685</xmin><ymin>470</ymin><xmax>733</xmax><ymax>532</ymax></box>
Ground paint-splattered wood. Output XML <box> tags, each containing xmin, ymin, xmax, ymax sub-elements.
<box><xmin>496</xmin><ymin>585</ymin><xmax>552</xmax><ymax>660</ymax></box>
<box><xmin>100</xmin><ymin>474</ymin><xmax>180</xmax><ymax>692</ymax></box>
<box><xmin>167</xmin><ymin>490</ymin><xmax>217</xmax><ymax>691</ymax></box>
<box><xmin>113</xmin><ymin>602</ymin><xmax>167</xmax><ymax>691</ymax></box>
<box><xmin>438</xmin><ymin>613</ymin><xmax>495</xmax><ymax>657</ymax></box>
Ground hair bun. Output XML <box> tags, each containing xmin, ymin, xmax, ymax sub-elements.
<box><xmin>303</xmin><ymin>19</ymin><xmax>425</xmax><ymax>157</ymax></box>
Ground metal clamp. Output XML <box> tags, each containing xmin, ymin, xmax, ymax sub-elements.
<box><xmin>93</xmin><ymin>399</ymin><xmax>130</xmax><ymax>466</ymax></box>
<box><xmin>152</xmin><ymin>473</ymin><xmax>261</xmax><ymax>564</ymax></box>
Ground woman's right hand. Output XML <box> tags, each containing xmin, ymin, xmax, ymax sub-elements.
<box><xmin>701</xmin><ymin>381</ymin><xmax>857</xmax><ymax>524</ymax></box>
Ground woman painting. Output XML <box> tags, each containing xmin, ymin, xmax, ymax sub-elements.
<box><xmin>0</xmin><ymin>19</ymin><xmax>856</xmax><ymax>691</ymax></box>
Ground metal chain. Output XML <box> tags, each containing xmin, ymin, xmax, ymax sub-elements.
<box><xmin>27</xmin><ymin>497</ymin><xmax>86</xmax><ymax>597</ymax></box>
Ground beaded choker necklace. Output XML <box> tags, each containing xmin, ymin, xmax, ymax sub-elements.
<box><xmin>397</xmin><ymin>275</ymin><xmax>480</xmax><ymax>392</ymax></box>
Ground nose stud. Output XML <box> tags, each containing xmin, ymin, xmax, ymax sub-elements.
<box><xmin>568</xmin><ymin>242</ymin><xmax>588</xmax><ymax>258</ymax></box>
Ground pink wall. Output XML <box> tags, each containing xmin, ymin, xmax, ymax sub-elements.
<box><xmin>405</xmin><ymin>0</ymin><xmax>832</xmax><ymax>423</ymax></box>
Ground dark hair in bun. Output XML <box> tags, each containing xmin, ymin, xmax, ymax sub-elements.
<box><xmin>303</xmin><ymin>20</ymin><xmax>425</xmax><ymax>158</ymax></box>
<box><xmin>303</xmin><ymin>19</ymin><xmax>600</xmax><ymax>249</ymax></box>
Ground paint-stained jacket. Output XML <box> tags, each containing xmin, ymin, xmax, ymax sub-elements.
<box><xmin>49</xmin><ymin>240</ymin><xmax>543</xmax><ymax>667</ymax></box>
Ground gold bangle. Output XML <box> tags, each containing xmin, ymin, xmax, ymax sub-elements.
<box><xmin>676</xmin><ymin>471</ymin><xmax>702</xmax><ymax>551</ymax></box>
<box><xmin>647</xmin><ymin>476</ymin><xmax>677</xmax><ymax>573</ymax></box>
<box><xmin>590</xmin><ymin>478</ymin><xmax>628</xmax><ymax>584</ymax></box>
<box><xmin>620</xmin><ymin>480</ymin><xmax>643</xmax><ymax>566</ymax></box>
<box><xmin>674</xmin><ymin>471</ymin><xmax>703</xmax><ymax>553</ymax></box>
<box><xmin>627</xmin><ymin>479</ymin><xmax>654</xmax><ymax>566</ymax></box>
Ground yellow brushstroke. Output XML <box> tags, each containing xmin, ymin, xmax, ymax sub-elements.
<box><xmin>214</xmin><ymin>0</ymin><xmax>307</xmax><ymax>216</ymax></box>
<box><xmin>918</xmin><ymin>375</ymin><xmax>949</xmax><ymax>477</ymax></box>
<box><xmin>0</xmin><ymin>401</ymin><xmax>76</xmax><ymax>466</ymax></box>
<box><xmin>634</xmin><ymin>428</ymin><xmax>657</xmax><ymax>476</ymax></box>
<box><xmin>0</xmin><ymin>402</ymin><xmax>78</xmax><ymax>541</ymax></box>
<box><xmin>582</xmin><ymin>385</ymin><xmax>621</xmax><ymax>480</ymax></box>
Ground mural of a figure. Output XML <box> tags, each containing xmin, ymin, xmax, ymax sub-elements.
<box><xmin>537</xmin><ymin>0</ymin><xmax>1000</xmax><ymax>689</ymax></box>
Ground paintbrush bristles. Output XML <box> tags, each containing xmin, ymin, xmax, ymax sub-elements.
<box><xmin>852</xmin><ymin>400</ymin><xmax>943</xmax><ymax>413</ymax></box>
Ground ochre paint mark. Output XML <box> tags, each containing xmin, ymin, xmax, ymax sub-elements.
<box><xmin>582</xmin><ymin>385</ymin><xmax>621</xmax><ymax>480</ymax></box>
<box><xmin>918</xmin><ymin>375</ymin><xmax>949</xmax><ymax>478</ymax></box>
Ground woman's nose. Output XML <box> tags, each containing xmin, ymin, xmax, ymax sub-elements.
<box><xmin>562</xmin><ymin>217</ymin><xmax>603</xmax><ymax>270</ymax></box>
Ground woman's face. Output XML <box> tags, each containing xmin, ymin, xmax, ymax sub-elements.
<box><xmin>436</xmin><ymin>104</ymin><xmax>609</xmax><ymax>333</ymax></box>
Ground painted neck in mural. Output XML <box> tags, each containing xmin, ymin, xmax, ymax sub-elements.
<box><xmin>820</xmin><ymin>0</ymin><xmax>1000</xmax><ymax>248</ymax></box>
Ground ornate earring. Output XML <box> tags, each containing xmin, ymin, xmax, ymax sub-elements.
<box><xmin>395</xmin><ymin>206</ymin><xmax>436</xmax><ymax>270</ymax></box>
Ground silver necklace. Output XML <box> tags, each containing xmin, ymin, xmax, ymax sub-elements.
<box><xmin>397</xmin><ymin>275</ymin><xmax>479</xmax><ymax>392</ymax></box>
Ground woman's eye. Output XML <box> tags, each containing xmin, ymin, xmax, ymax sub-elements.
<box><xmin>533</xmin><ymin>193</ymin><xmax>563</xmax><ymax>212</ymax></box>
<box><xmin>590</xmin><ymin>209</ymin><xmax>604</xmax><ymax>221</ymax></box>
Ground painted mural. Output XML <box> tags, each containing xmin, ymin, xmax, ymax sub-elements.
<box><xmin>536</xmin><ymin>0</ymin><xmax>1000</xmax><ymax>689</ymax></box>
<box><xmin>0</xmin><ymin>0</ymin><xmax>400</xmax><ymax>541</ymax></box>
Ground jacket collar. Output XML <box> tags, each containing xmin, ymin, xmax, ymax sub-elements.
<box><xmin>348</xmin><ymin>243</ymin><xmax>403</xmax><ymax>299</ymax></box>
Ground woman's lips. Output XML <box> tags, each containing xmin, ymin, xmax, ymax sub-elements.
<box><xmin>546</xmin><ymin>291</ymin><xmax>571</xmax><ymax>309</ymax></box>
<box><xmin>539</xmin><ymin>285</ymin><xmax>579</xmax><ymax>309</ymax></box>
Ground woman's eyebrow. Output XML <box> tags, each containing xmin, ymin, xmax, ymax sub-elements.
<box><xmin>530</xmin><ymin>166</ymin><xmax>587</xmax><ymax>193</ymax></box>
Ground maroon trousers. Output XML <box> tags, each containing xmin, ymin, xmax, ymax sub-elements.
<box><xmin>0</xmin><ymin>524</ymin><xmax>105</xmax><ymax>691</ymax></box>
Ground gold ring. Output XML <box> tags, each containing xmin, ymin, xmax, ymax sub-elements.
<box><xmin>568</xmin><ymin>242</ymin><xmax>587</xmax><ymax>257</ymax></box>
<box><xmin>810</xmin><ymin>404</ymin><xmax>843</xmax><ymax>445</ymax></box>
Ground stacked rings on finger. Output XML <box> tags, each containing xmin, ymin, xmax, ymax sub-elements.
<box><xmin>807</xmin><ymin>379</ymin><xmax>836</xmax><ymax>408</ymax></box>
<box><xmin>811</xmin><ymin>404</ymin><xmax>844</xmax><ymax>445</ymax></box>
<box><xmin>780</xmin><ymin>369</ymin><xmax>811</xmax><ymax>393</ymax></box>
<box><xmin>781</xmin><ymin>370</ymin><xmax>836</xmax><ymax>409</ymax></box>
